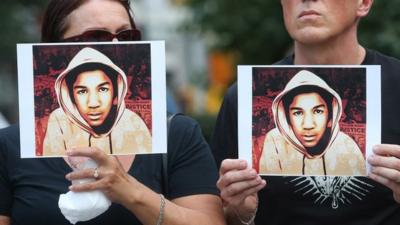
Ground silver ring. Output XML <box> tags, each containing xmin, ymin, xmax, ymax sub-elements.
<box><xmin>93</xmin><ymin>167</ymin><xmax>99</xmax><ymax>179</ymax></box>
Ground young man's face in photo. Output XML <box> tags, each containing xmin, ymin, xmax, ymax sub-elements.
<box><xmin>73</xmin><ymin>70</ymin><xmax>115</xmax><ymax>127</ymax></box>
<box><xmin>288</xmin><ymin>92</ymin><xmax>330</xmax><ymax>148</ymax></box>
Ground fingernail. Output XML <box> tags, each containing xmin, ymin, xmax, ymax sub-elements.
<box><xmin>240</xmin><ymin>161</ymin><xmax>247</xmax><ymax>167</ymax></box>
<box><xmin>65</xmin><ymin>174</ymin><xmax>71</xmax><ymax>180</ymax></box>
<box><xmin>250</xmin><ymin>170</ymin><xmax>257</xmax><ymax>176</ymax></box>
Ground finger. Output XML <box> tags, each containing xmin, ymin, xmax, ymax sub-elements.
<box><xmin>220</xmin><ymin>176</ymin><xmax>264</xmax><ymax>200</ymax></box>
<box><xmin>69</xmin><ymin>179</ymin><xmax>105</xmax><ymax>192</ymax></box>
<box><xmin>370</xmin><ymin>166</ymin><xmax>400</xmax><ymax>183</ymax></box>
<box><xmin>217</xmin><ymin>169</ymin><xmax>259</xmax><ymax>189</ymax></box>
<box><xmin>373</xmin><ymin>144</ymin><xmax>400</xmax><ymax>158</ymax></box>
<box><xmin>219</xmin><ymin>159</ymin><xmax>248</xmax><ymax>176</ymax></box>
<box><xmin>233</xmin><ymin>181</ymin><xmax>266</xmax><ymax>205</ymax></box>
<box><xmin>66</xmin><ymin>147</ymin><xmax>108</xmax><ymax>165</ymax></box>
<box><xmin>369</xmin><ymin>172</ymin><xmax>399</xmax><ymax>193</ymax></box>
<box><xmin>368</xmin><ymin>154</ymin><xmax>400</xmax><ymax>171</ymax></box>
<box><xmin>224</xmin><ymin>181</ymin><xmax>266</xmax><ymax>206</ymax></box>
<box><xmin>66</xmin><ymin>156</ymin><xmax>90</xmax><ymax>170</ymax></box>
<box><xmin>66</xmin><ymin>168</ymin><xmax>101</xmax><ymax>180</ymax></box>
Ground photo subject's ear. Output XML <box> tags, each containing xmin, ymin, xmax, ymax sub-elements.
<box><xmin>327</xmin><ymin>120</ymin><xmax>332</xmax><ymax>128</ymax></box>
<box><xmin>113</xmin><ymin>97</ymin><xmax>118</xmax><ymax>105</ymax></box>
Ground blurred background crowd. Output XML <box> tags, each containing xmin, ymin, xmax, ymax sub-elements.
<box><xmin>0</xmin><ymin>0</ymin><xmax>400</xmax><ymax>141</ymax></box>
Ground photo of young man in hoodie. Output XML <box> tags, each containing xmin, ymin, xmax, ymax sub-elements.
<box><xmin>43</xmin><ymin>47</ymin><xmax>151</xmax><ymax>156</ymax></box>
<box><xmin>259</xmin><ymin>69</ymin><xmax>365</xmax><ymax>176</ymax></box>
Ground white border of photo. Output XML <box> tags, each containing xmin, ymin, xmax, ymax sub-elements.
<box><xmin>17</xmin><ymin>41</ymin><xmax>167</xmax><ymax>158</ymax></box>
<box><xmin>238</xmin><ymin>65</ymin><xmax>381</xmax><ymax>176</ymax></box>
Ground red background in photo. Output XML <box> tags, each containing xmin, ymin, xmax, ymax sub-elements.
<box><xmin>252</xmin><ymin>67</ymin><xmax>366</xmax><ymax>171</ymax></box>
<box><xmin>33</xmin><ymin>44</ymin><xmax>152</xmax><ymax>156</ymax></box>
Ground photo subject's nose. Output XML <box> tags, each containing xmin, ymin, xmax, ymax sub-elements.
<box><xmin>88</xmin><ymin>93</ymin><xmax>100</xmax><ymax>108</ymax></box>
<box><xmin>303</xmin><ymin>112</ymin><xmax>314</xmax><ymax>129</ymax></box>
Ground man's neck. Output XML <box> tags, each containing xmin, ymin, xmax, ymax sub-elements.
<box><xmin>293</xmin><ymin>30</ymin><xmax>366</xmax><ymax>65</ymax></box>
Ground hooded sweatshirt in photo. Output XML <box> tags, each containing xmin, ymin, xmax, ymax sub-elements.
<box><xmin>43</xmin><ymin>47</ymin><xmax>151</xmax><ymax>156</ymax></box>
<box><xmin>259</xmin><ymin>70</ymin><xmax>365</xmax><ymax>176</ymax></box>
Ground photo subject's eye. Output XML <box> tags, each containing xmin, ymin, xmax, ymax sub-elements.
<box><xmin>76</xmin><ymin>89</ymin><xmax>88</xmax><ymax>95</ymax></box>
<box><xmin>314</xmin><ymin>109</ymin><xmax>324</xmax><ymax>114</ymax></box>
<box><xmin>292</xmin><ymin>110</ymin><xmax>303</xmax><ymax>116</ymax></box>
<box><xmin>99</xmin><ymin>87</ymin><xmax>109</xmax><ymax>92</ymax></box>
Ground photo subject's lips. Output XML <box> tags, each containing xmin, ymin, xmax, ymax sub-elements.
<box><xmin>88</xmin><ymin>113</ymin><xmax>102</xmax><ymax>120</ymax></box>
<box><xmin>302</xmin><ymin>134</ymin><xmax>316</xmax><ymax>142</ymax></box>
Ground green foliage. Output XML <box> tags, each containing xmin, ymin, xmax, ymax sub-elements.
<box><xmin>0</xmin><ymin>1</ymin><xmax>47</xmax><ymax>66</ymax></box>
<box><xmin>183</xmin><ymin>0</ymin><xmax>292</xmax><ymax>65</ymax></box>
<box><xmin>0</xmin><ymin>1</ymin><xmax>47</xmax><ymax>122</ymax></box>
<box><xmin>359</xmin><ymin>1</ymin><xmax>400</xmax><ymax>58</ymax></box>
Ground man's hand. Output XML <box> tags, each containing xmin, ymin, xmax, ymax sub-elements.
<box><xmin>368</xmin><ymin>144</ymin><xmax>400</xmax><ymax>203</ymax></box>
<box><xmin>217</xmin><ymin>159</ymin><xmax>266</xmax><ymax>223</ymax></box>
<box><xmin>0</xmin><ymin>215</ymin><xmax>10</xmax><ymax>225</ymax></box>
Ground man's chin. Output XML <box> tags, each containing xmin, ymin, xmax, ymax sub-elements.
<box><xmin>293</xmin><ymin>29</ymin><xmax>330</xmax><ymax>45</ymax></box>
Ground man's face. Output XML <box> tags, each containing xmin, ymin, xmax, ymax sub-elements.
<box><xmin>288</xmin><ymin>92</ymin><xmax>330</xmax><ymax>148</ymax></box>
<box><xmin>73</xmin><ymin>70</ymin><xmax>115</xmax><ymax>127</ymax></box>
<box><xmin>280</xmin><ymin>0</ymin><xmax>361</xmax><ymax>45</ymax></box>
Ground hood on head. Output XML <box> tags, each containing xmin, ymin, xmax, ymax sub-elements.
<box><xmin>55</xmin><ymin>47</ymin><xmax>128</xmax><ymax>137</ymax></box>
<box><xmin>271</xmin><ymin>70</ymin><xmax>342</xmax><ymax>159</ymax></box>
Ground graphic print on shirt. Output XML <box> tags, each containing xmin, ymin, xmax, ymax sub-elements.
<box><xmin>290</xmin><ymin>176</ymin><xmax>373</xmax><ymax>209</ymax></box>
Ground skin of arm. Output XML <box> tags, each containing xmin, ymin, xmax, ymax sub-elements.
<box><xmin>65</xmin><ymin>147</ymin><xmax>226</xmax><ymax>225</ymax></box>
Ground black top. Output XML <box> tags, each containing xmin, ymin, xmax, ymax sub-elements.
<box><xmin>211</xmin><ymin>49</ymin><xmax>400</xmax><ymax>225</ymax></box>
<box><xmin>0</xmin><ymin>115</ymin><xmax>219</xmax><ymax>225</ymax></box>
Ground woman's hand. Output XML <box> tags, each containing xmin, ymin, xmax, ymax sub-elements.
<box><xmin>65</xmin><ymin>147</ymin><xmax>139</xmax><ymax>206</ymax></box>
<box><xmin>368</xmin><ymin>144</ymin><xmax>400</xmax><ymax>203</ymax></box>
<box><xmin>217</xmin><ymin>159</ymin><xmax>266</xmax><ymax>224</ymax></box>
<box><xmin>64</xmin><ymin>147</ymin><xmax>225</xmax><ymax>225</ymax></box>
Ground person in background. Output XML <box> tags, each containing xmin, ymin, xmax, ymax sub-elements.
<box><xmin>214</xmin><ymin>0</ymin><xmax>400</xmax><ymax>224</ymax></box>
<box><xmin>0</xmin><ymin>0</ymin><xmax>225</xmax><ymax>225</ymax></box>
